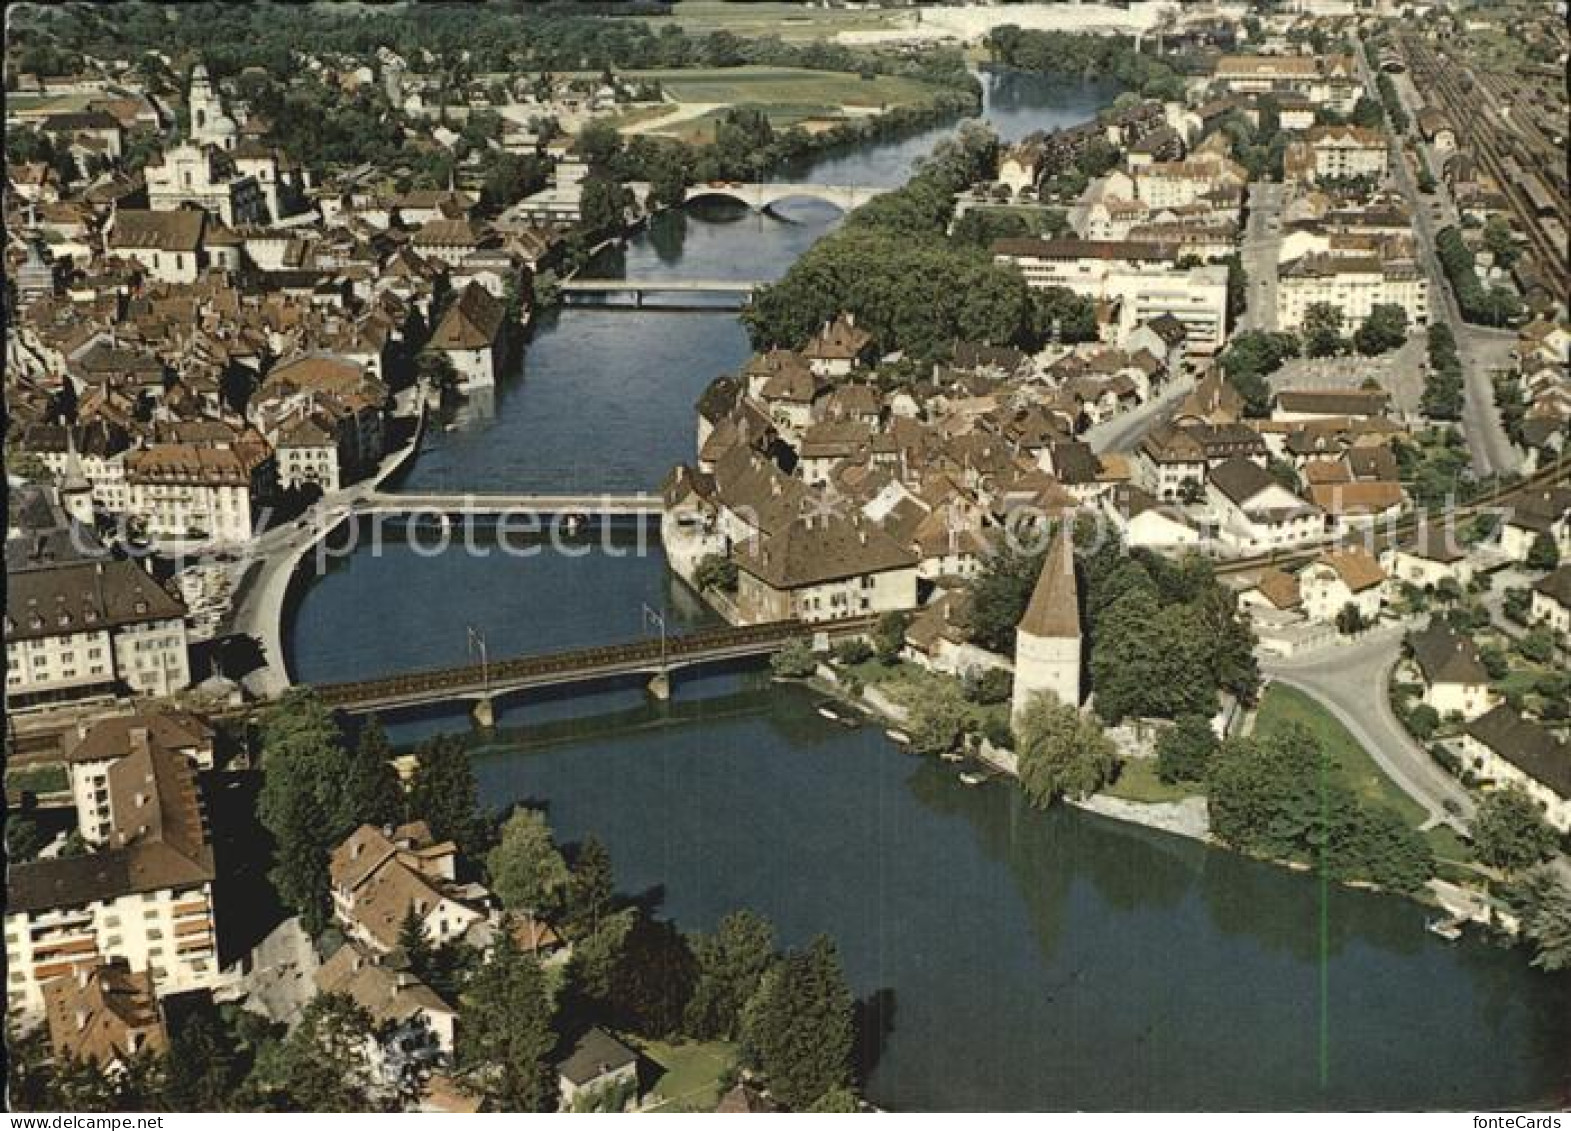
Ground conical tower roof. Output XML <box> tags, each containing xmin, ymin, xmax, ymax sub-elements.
<box><xmin>1018</xmin><ymin>524</ymin><xmax>1080</xmax><ymax>639</ymax></box>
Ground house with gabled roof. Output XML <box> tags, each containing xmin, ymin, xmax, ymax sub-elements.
<box><xmin>1456</xmin><ymin>707</ymin><xmax>1571</xmax><ymax>832</ymax></box>
<box><xmin>1405</xmin><ymin>622</ymin><xmax>1496</xmax><ymax>720</ymax></box>
<box><xmin>427</xmin><ymin>281</ymin><xmax>506</xmax><ymax>392</ymax></box>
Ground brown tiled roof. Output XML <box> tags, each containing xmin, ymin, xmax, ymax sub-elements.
<box><xmin>1277</xmin><ymin>389</ymin><xmax>1391</xmax><ymax>417</ymax></box>
<box><xmin>65</xmin><ymin>711</ymin><xmax>213</xmax><ymax>765</ymax></box>
<box><xmin>109</xmin><ymin>210</ymin><xmax>205</xmax><ymax>253</ymax></box>
<box><xmin>1465</xmin><ymin>706</ymin><xmax>1571</xmax><ymax>797</ymax></box>
<box><xmin>1253</xmin><ymin>567</ymin><xmax>1302</xmax><ymax>610</ymax></box>
<box><xmin>1407</xmin><ymin>623</ymin><xmax>1488</xmax><ymax>686</ymax></box>
<box><xmin>43</xmin><ymin>960</ymin><xmax>167</xmax><ymax>1068</ymax></box>
<box><xmin>735</xmin><ymin>512</ymin><xmax>915</xmax><ymax>590</ymax></box>
<box><xmin>429</xmin><ymin>282</ymin><xmax>503</xmax><ymax>351</ymax></box>
<box><xmin>1306</xmin><ymin>480</ymin><xmax>1405</xmax><ymax>516</ymax></box>
<box><xmin>1534</xmin><ymin>565</ymin><xmax>1571</xmax><ymax>609</ymax></box>
<box><xmin>1313</xmin><ymin>547</ymin><xmax>1386</xmax><ymax>592</ymax></box>
<box><xmin>992</xmin><ymin>237</ymin><xmax>1175</xmax><ymax>263</ymax></box>
<box><xmin>1018</xmin><ymin>524</ymin><xmax>1080</xmax><ymax>639</ymax></box>
<box><xmin>5</xmin><ymin>560</ymin><xmax>185</xmax><ymax>642</ymax></box>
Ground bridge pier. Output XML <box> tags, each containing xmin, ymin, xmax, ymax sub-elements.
<box><xmin>472</xmin><ymin>695</ymin><xmax>496</xmax><ymax>729</ymax></box>
<box><xmin>647</xmin><ymin>671</ymin><xmax>671</xmax><ymax>702</ymax></box>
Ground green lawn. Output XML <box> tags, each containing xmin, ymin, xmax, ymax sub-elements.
<box><xmin>1104</xmin><ymin>758</ymin><xmax>1200</xmax><ymax>805</ymax></box>
<box><xmin>624</xmin><ymin>65</ymin><xmax>942</xmax><ymax>110</ymax></box>
<box><xmin>1253</xmin><ymin>684</ymin><xmax>1430</xmax><ymax>828</ymax></box>
<box><xmin>654</xmin><ymin>103</ymin><xmax>844</xmax><ymax>145</ymax></box>
<box><xmin>663</xmin><ymin>1</ymin><xmax>907</xmax><ymax>42</ymax></box>
<box><xmin>5</xmin><ymin>764</ymin><xmax>68</xmax><ymax>795</ymax></box>
<box><xmin>643</xmin><ymin>1039</ymin><xmax>736</xmax><ymax>1113</ymax></box>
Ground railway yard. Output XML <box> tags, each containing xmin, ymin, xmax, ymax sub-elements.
<box><xmin>1396</xmin><ymin>8</ymin><xmax>1569</xmax><ymax>303</ymax></box>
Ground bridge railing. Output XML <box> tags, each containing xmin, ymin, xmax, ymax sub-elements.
<box><xmin>313</xmin><ymin>615</ymin><xmax>877</xmax><ymax>708</ymax></box>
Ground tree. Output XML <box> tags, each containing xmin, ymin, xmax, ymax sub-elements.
<box><xmin>1526</xmin><ymin>532</ymin><xmax>1561</xmax><ymax>571</ymax></box>
<box><xmin>343</xmin><ymin>717</ymin><xmax>405</xmax><ymax>830</ymax></box>
<box><xmin>397</xmin><ymin>905</ymin><xmax>433</xmax><ymax>971</ymax></box>
<box><xmin>578</xmin><ymin>174</ymin><xmax>633</xmax><ymax>235</ymax></box>
<box><xmin>1471</xmin><ymin>786</ymin><xmax>1558</xmax><ymax>873</ymax></box>
<box><xmin>693</xmin><ymin>553</ymin><xmax>738</xmax><ymax>593</ymax></box>
<box><xmin>741</xmin><ymin>935</ymin><xmax>854</xmax><ymax>1110</ymax></box>
<box><xmin>1506</xmin><ymin>868</ymin><xmax>1571</xmax><ymax>972</ymax></box>
<box><xmin>1219</xmin><ymin>330</ymin><xmax>1299</xmax><ymax>416</ymax></box>
<box><xmin>258</xmin><ymin>994</ymin><xmax>384</xmax><ymax>1111</ymax></box>
<box><xmin>770</xmin><ymin>637</ymin><xmax>818</xmax><ymax>678</ymax></box>
<box><xmin>1155</xmin><ymin>714</ymin><xmax>1217</xmax><ymax>784</ymax></box>
<box><xmin>1353</xmin><ymin>303</ymin><xmax>1408</xmax><ymax>355</ymax></box>
<box><xmin>487</xmin><ymin>806</ymin><xmax>570</xmax><ymax>915</ymax></box>
<box><xmin>1013</xmin><ymin>692</ymin><xmax>1119</xmax><ymax>806</ymax></box>
<box><xmin>457</xmin><ymin>937</ymin><xmax>557</xmax><ymax>1111</ymax></box>
<box><xmin>407</xmin><ymin>734</ymin><xmax>486</xmax><ymax>855</ymax></box>
<box><xmin>1406</xmin><ymin>703</ymin><xmax>1441</xmax><ymax>741</ymax></box>
<box><xmin>5</xmin><ymin>814</ymin><xmax>50</xmax><ymax>863</ymax></box>
<box><xmin>686</xmin><ymin>909</ymin><xmax>777</xmax><ymax>1041</ymax></box>
<box><xmin>566</xmin><ymin>834</ymin><xmax>615</xmax><ymax>934</ymax></box>
<box><xmin>872</xmin><ymin>610</ymin><xmax>909</xmax><ymax>664</ymax></box>
<box><xmin>606</xmin><ymin>912</ymin><xmax>698</xmax><ymax>1037</ymax></box>
<box><xmin>965</xmin><ymin>542</ymin><xmax>1047</xmax><ymax>652</ymax></box>
<box><xmin>897</xmin><ymin>678</ymin><xmax>970</xmax><ymax>758</ymax></box>
<box><xmin>1302</xmin><ymin>302</ymin><xmax>1345</xmax><ymax>357</ymax></box>
<box><xmin>1482</xmin><ymin>215</ymin><xmax>1518</xmax><ymax>268</ymax></box>
<box><xmin>256</xmin><ymin>690</ymin><xmax>357</xmax><ymax>935</ymax></box>
<box><xmin>1030</xmin><ymin>285</ymin><xmax>1098</xmax><ymax>345</ymax></box>
<box><xmin>810</xmin><ymin>1087</ymin><xmax>861</xmax><ymax>1112</ymax></box>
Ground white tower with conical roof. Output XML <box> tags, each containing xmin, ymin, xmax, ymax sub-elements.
<box><xmin>1010</xmin><ymin>525</ymin><xmax>1083</xmax><ymax>727</ymax></box>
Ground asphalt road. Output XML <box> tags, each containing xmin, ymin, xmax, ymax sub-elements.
<box><xmin>1261</xmin><ymin>625</ymin><xmax>1475</xmax><ymax>832</ymax></box>
<box><xmin>1354</xmin><ymin>35</ymin><xmax>1520</xmax><ymax>478</ymax></box>
<box><xmin>1239</xmin><ymin>180</ymin><xmax>1284</xmax><ymax>334</ymax></box>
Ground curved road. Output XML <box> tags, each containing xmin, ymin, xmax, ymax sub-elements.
<box><xmin>1261</xmin><ymin>626</ymin><xmax>1474</xmax><ymax>832</ymax></box>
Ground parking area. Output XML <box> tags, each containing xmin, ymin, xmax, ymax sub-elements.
<box><xmin>1269</xmin><ymin>333</ymin><xmax>1429</xmax><ymax>416</ymax></box>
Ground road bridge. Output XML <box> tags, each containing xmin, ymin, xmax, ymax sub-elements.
<box><xmin>558</xmin><ymin>277</ymin><xmax>764</xmax><ymax>310</ymax></box>
<box><xmin>683</xmin><ymin>182</ymin><xmax>884</xmax><ymax>213</ymax></box>
<box><xmin>311</xmin><ymin>616</ymin><xmax>875</xmax><ymax>719</ymax></box>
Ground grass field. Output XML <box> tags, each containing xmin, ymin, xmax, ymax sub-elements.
<box><xmin>1253</xmin><ymin>684</ymin><xmax>1430</xmax><ymax>829</ymax></box>
<box><xmin>624</xmin><ymin>65</ymin><xmax>942</xmax><ymax>110</ymax></box>
<box><xmin>644</xmin><ymin>1040</ymin><xmax>737</xmax><ymax>1113</ymax></box>
<box><xmin>1104</xmin><ymin>758</ymin><xmax>1200</xmax><ymax>805</ymax></box>
<box><xmin>660</xmin><ymin>1</ymin><xmax>907</xmax><ymax>42</ymax></box>
<box><xmin>655</xmin><ymin>102</ymin><xmax>844</xmax><ymax>144</ymax></box>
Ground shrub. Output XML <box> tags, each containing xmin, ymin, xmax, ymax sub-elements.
<box><xmin>962</xmin><ymin>666</ymin><xmax>1014</xmax><ymax>705</ymax></box>
<box><xmin>831</xmin><ymin>637</ymin><xmax>873</xmax><ymax>667</ymax></box>
<box><xmin>770</xmin><ymin>638</ymin><xmax>818</xmax><ymax>679</ymax></box>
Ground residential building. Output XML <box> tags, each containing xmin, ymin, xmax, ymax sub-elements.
<box><xmin>107</xmin><ymin>210</ymin><xmax>209</xmax><ymax>285</ymax></box>
<box><xmin>1380</xmin><ymin>526</ymin><xmax>1475</xmax><ymax>590</ymax></box>
<box><xmin>315</xmin><ymin>940</ymin><xmax>458</xmax><ymax>1078</ymax></box>
<box><xmin>557</xmin><ymin>1028</ymin><xmax>640</xmax><ymax>1112</ymax></box>
<box><xmin>1406</xmin><ymin>622</ymin><xmax>1495</xmax><ymax>720</ymax></box>
<box><xmin>4</xmin><ymin>733</ymin><xmax>219</xmax><ymax>1017</ymax></box>
<box><xmin>1456</xmin><ymin>707</ymin><xmax>1571</xmax><ymax>832</ymax></box>
<box><xmin>125</xmin><ymin>437</ymin><xmax>275</xmax><ymax>545</ymax></box>
<box><xmin>427</xmin><ymin>281</ymin><xmax>506</xmax><ymax>393</ymax></box>
<box><xmin>5</xmin><ymin>560</ymin><xmax>191</xmax><ymax>709</ymax></box>
<box><xmin>328</xmin><ymin>823</ymin><xmax>490</xmax><ymax>955</ymax></box>
<box><xmin>42</xmin><ymin>960</ymin><xmax>168</xmax><ymax>1070</ymax></box>
<box><xmin>1498</xmin><ymin>487</ymin><xmax>1570</xmax><ymax>562</ymax></box>
<box><xmin>1301</xmin><ymin>125</ymin><xmax>1388</xmax><ymax>183</ymax></box>
<box><xmin>63</xmin><ymin>712</ymin><xmax>215</xmax><ymax>845</ymax></box>
<box><xmin>1299</xmin><ymin>547</ymin><xmax>1387</xmax><ymax>624</ymax></box>
<box><xmin>1531</xmin><ymin>565</ymin><xmax>1571</xmax><ymax>636</ymax></box>
<box><xmin>1207</xmin><ymin>457</ymin><xmax>1324</xmax><ymax>551</ymax></box>
<box><xmin>1276</xmin><ymin>253</ymin><xmax>1429</xmax><ymax>332</ymax></box>
<box><xmin>732</xmin><ymin>513</ymin><xmax>918</xmax><ymax>624</ymax></box>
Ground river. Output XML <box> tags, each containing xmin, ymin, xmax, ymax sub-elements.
<box><xmin>285</xmin><ymin>70</ymin><xmax>1571</xmax><ymax>1110</ymax></box>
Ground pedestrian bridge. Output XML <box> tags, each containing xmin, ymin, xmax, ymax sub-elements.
<box><xmin>356</xmin><ymin>491</ymin><xmax>665</xmax><ymax>517</ymax></box>
<box><xmin>684</xmin><ymin>182</ymin><xmax>885</xmax><ymax>213</ymax></box>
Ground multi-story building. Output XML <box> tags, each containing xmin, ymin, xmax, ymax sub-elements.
<box><xmin>107</xmin><ymin>209</ymin><xmax>209</xmax><ymax>285</ymax></box>
<box><xmin>145</xmin><ymin>142</ymin><xmax>269</xmax><ymax>226</ymax></box>
<box><xmin>1210</xmin><ymin>54</ymin><xmax>1360</xmax><ymax>114</ymax></box>
<box><xmin>5</xmin><ymin>559</ymin><xmax>191</xmax><ymax>709</ymax></box>
<box><xmin>125</xmin><ymin>436</ymin><xmax>275</xmax><ymax>545</ymax></box>
<box><xmin>64</xmin><ymin>713</ymin><xmax>215</xmax><ymax>846</ymax></box>
<box><xmin>1302</xmin><ymin>125</ymin><xmax>1388</xmax><ymax>183</ymax></box>
<box><xmin>329</xmin><ymin>823</ymin><xmax>491</xmax><ymax>956</ymax></box>
<box><xmin>5</xmin><ymin>735</ymin><xmax>218</xmax><ymax>1017</ymax></box>
<box><xmin>993</xmin><ymin>238</ymin><xmax>1230</xmax><ymax>353</ymax></box>
<box><xmin>1276</xmin><ymin>253</ymin><xmax>1429</xmax><ymax>331</ymax></box>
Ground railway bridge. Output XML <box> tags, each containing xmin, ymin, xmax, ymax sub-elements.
<box><xmin>311</xmin><ymin>616</ymin><xmax>875</xmax><ymax>724</ymax></box>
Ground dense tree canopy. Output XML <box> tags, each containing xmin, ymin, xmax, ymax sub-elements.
<box><xmin>741</xmin><ymin>935</ymin><xmax>855</xmax><ymax>1110</ymax></box>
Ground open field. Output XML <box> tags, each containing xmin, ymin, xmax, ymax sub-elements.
<box><xmin>1104</xmin><ymin>758</ymin><xmax>1201</xmax><ymax>805</ymax></box>
<box><xmin>656</xmin><ymin>1</ymin><xmax>907</xmax><ymax>42</ymax></box>
<box><xmin>623</xmin><ymin>65</ymin><xmax>942</xmax><ymax>110</ymax></box>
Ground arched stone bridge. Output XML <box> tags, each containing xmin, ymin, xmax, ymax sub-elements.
<box><xmin>683</xmin><ymin>182</ymin><xmax>886</xmax><ymax>213</ymax></box>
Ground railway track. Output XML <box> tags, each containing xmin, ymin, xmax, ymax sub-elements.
<box><xmin>1211</xmin><ymin>455</ymin><xmax>1569</xmax><ymax>579</ymax></box>
<box><xmin>1403</xmin><ymin>34</ymin><xmax>1570</xmax><ymax>297</ymax></box>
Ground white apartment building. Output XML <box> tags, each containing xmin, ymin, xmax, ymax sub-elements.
<box><xmin>1277</xmin><ymin>254</ymin><xmax>1429</xmax><ymax>331</ymax></box>
<box><xmin>125</xmin><ymin>440</ymin><xmax>275</xmax><ymax>545</ymax></box>
<box><xmin>5</xmin><ymin>738</ymin><xmax>218</xmax><ymax>1018</ymax></box>
<box><xmin>994</xmin><ymin>238</ymin><xmax>1230</xmax><ymax>354</ymax></box>
<box><xmin>1304</xmin><ymin>126</ymin><xmax>1388</xmax><ymax>182</ymax></box>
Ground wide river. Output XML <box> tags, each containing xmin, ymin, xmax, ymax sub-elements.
<box><xmin>286</xmin><ymin>71</ymin><xmax>1571</xmax><ymax>1109</ymax></box>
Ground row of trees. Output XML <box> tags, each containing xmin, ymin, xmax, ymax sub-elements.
<box><xmin>1298</xmin><ymin>301</ymin><xmax>1410</xmax><ymax>358</ymax></box>
<box><xmin>983</xmin><ymin>26</ymin><xmax>1187</xmax><ymax>101</ymax></box>
<box><xmin>1421</xmin><ymin>321</ymin><xmax>1465</xmax><ymax>421</ymax></box>
<box><xmin>1219</xmin><ymin>329</ymin><xmax>1301</xmax><ymax>417</ymax></box>
<box><xmin>1435</xmin><ymin>227</ymin><xmax>1524</xmax><ymax>327</ymax></box>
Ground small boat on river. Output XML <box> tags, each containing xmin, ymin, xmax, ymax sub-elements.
<box><xmin>1426</xmin><ymin>917</ymin><xmax>1465</xmax><ymax>942</ymax></box>
<box><xmin>959</xmin><ymin>771</ymin><xmax>989</xmax><ymax>786</ymax></box>
<box><xmin>885</xmin><ymin>728</ymin><xmax>911</xmax><ymax>745</ymax></box>
<box><xmin>816</xmin><ymin>702</ymin><xmax>841</xmax><ymax>722</ymax></box>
